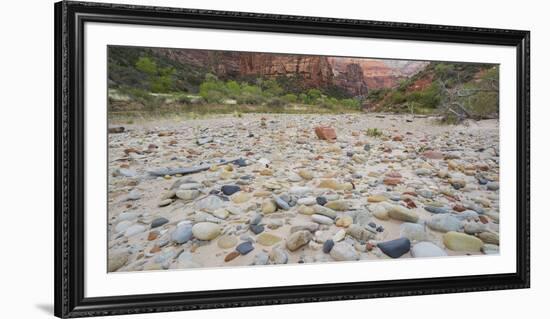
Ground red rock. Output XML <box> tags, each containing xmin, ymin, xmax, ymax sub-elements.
<box><xmin>224</xmin><ymin>251</ymin><xmax>240</xmax><ymax>262</ymax></box>
<box><xmin>479</xmin><ymin>215</ymin><xmax>490</xmax><ymax>224</ymax></box>
<box><xmin>124</xmin><ymin>148</ymin><xmax>141</xmax><ymax>155</ymax></box>
<box><xmin>392</xmin><ymin>135</ymin><xmax>403</xmax><ymax>141</ymax></box>
<box><xmin>422</xmin><ymin>150</ymin><xmax>444</xmax><ymax>159</ymax></box>
<box><xmin>150</xmin><ymin>245</ymin><xmax>161</xmax><ymax>253</ymax></box>
<box><xmin>404</xmin><ymin>198</ymin><xmax>417</xmax><ymax>209</ymax></box>
<box><xmin>453</xmin><ymin>205</ymin><xmax>466</xmax><ymax>212</ymax></box>
<box><xmin>383</xmin><ymin>177</ymin><xmax>401</xmax><ymax>186</ymax></box>
<box><xmin>403</xmin><ymin>191</ymin><xmax>417</xmax><ymax>197</ymax></box>
<box><xmin>366</xmin><ymin>243</ymin><xmax>374</xmax><ymax>251</ymax></box>
<box><xmin>315</xmin><ymin>126</ymin><xmax>337</xmax><ymax>140</ymax></box>
<box><xmin>147</xmin><ymin>231</ymin><xmax>159</xmax><ymax>241</ymax></box>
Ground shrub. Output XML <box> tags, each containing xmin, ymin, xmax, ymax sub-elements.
<box><xmin>282</xmin><ymin>93</ymin><xmax>298</xmax><ymax>103</ymax></box>
<box><xmin>267</xmin><ymin>97</ymin><xmax>286</xmax><ymax>107</ymax></box>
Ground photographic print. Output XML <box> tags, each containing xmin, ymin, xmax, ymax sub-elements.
<box><xmin>107</xmin><ymin>46</ymin><xmax>500</xmax><ymax>272</ymax></box>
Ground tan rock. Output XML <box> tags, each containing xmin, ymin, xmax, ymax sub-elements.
<box><xmin>257</xmin><ymin>233</ymin><xmax>282</xmax><ymax>246</ymax></box>
<box><xmin>443</xmin><ymin>231</ymin><xmax>483</xmax><ymax>251</ymax></box>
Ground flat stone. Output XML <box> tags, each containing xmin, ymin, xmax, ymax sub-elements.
<box><xmin>274</xmin><ymin>196</ymin><xmax>290</xmax><ymax>210</ymax></box>
<box><xmin>224</xmin><ymin>251</ymin><xmax>240</xmax><ymax>262</ymax></box>
<box><xmin>290</xmin><ymin>222</ymin><xmax>319</xmax><ymax>233</ymax></box>
<box><xmin>286</xmin><ymin>230</ymin><xmax>313</xmax><ymax>251</ymax></box>
<box><xmin>313</xmin><ymin>205</ymin><xmax>337</xmax><ymax>219</ymax></box>
<box><xmin>388</xmin><ymin>205</ymin><xmax>419</xmax><ymax>223</ymax></box>
<box><xmin>221</xmin><ymin>185</ymin><xmax>241</xmax><ymax>196</ymax></box>
<box><xmin>335</xmin><ymin>215</ymin><xmax>353</xmax><ymax>227</ymax></box>
<box><xmin>443</xmin><ymin>231</ymin><xmax>483</xmax><ymax>251</ymax></box>
<box><xmin>195</xmin><ymin>195</ymin><xmax>224</xmax><ymax>212</ymax></box>
<box><xmin>252</xmin><ymin>252</ymin><xmax>269</xmax><ymax>265</ymax></box>
<box><xmin>478</xmin><ymin>231</ymin><xmax>499</xmax><ymax>244</ymax></box>
<box><xmin>346</xmin><ymin>224</ymin><xmax>374</xmax><ymax>241</ymax></box>
<box><xmin>311</xmin><ymin>214</ymin><xmax>334</xmax><ymax>225</ymax></box>
<box><xmin>316</xmin><ymin>196</ymin><xmax>328</xmax><ymax>206</ymax></box>
<box><xmin>125</xmin><ymin>224</ymin><xmax>146</xmax><ymax>237</ymax></box>
<box><xmin>250</xmin><ymin>224</ymin><xmax>265</xmax><ymax>234</ymax></box>
<box><xmin>232</xmin><ymin>192</ymin><xmax>252</xmax><ymax>204</ymax></box>
<box><xmin>298</xmin><ymin>170</ymin><xmax>314</xmax><ymax>180</ymax></box>
<box><xmin>372</xmin><ymin>205</ymin><xmax>390</xmax><ymax>220</ymax></box>
<box><xmin>236</xmin><ymin>241</ymin><xmax>254</xmax><ymax>255</ymax></box>
<box><xmin>212</xmin><ymin>208</ymin><xmax>229</xmax><ymax>220</ymax></box>
<box><xmin>424</xmin><ymin>206</ymin><xmax>450</xmax><ymax>214</ymax></box>
<box><xmin>108</xmin><ymin>250</ymin><xmax>128</xmax><ymax>272</ymax></box>
<box><xmin>151</xmin><ymin>217</ymin><xmax>169</xmax><ymax>229</ymax></box>
<box><xmin>115</xmin><ymin>220</ymin><xmax>133</xmax><ymax>233</ymax></box>
<box><xmin>298</xmin><ymin>205</ymin><xmax>315</xmax><ymax>215</ymax></box>
<box><xmin>410</xmin><ymin>241</ymin><xmax>447</xmax><ymax>258</ymax></box>
<box><xmin>377</xmin><ymin>237</ymin><xmax>411</xmax><ymax>258</ymax></box>
<box><xmin>297</xmin><ymin>197</ymin><xmax>317</xmax><ymax>206</ymax></box>
<box><xmin>257</xmin><ymin>233</ymin><xmax>282</xmax><ymax>246</ymax></box>
<box><xmin>368</xmin><ymin>195</ymin><xmax>387</xmax><ymax>203</ymax></box>
<box><xmin>192</xmin><ymin>222</ymin><xmax>221</xmax><ymax>240</ymax></box>
<box><xmin>217</xmin><ymin>235</ymin><xmax>238</xmax><ymax>249</ymax></box>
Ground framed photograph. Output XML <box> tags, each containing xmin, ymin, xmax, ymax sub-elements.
<box><xmin>54</xmin><ymin>1</ymin><xmax>530</xmax><ymax>317</ymax></box>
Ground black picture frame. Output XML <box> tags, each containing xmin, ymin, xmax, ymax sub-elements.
<box><xmin>54</xmin><ymin>1</ymin><xmax>530</xmax><ymax>318</ymax></box>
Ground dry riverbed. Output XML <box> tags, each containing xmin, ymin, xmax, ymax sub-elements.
<box><xmin>107</xmin><ymin>113</ymin><xmax>500</xmax><ymax>272</ymax></box>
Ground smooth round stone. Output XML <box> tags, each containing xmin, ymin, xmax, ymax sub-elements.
<box><xmin>313</xmin><ymin>205</ymin><xmax>337</xmax><ymax>219</ymax></box>
<box><xmin>377</xmin><ymin>237</ymin><xmax>411</xmax><ymax>258</ymax></box>
<box><xmin>236</xmin><ymin>241</ymin><xmax>254</xmax><ymax>255</ymax></box>
<box><xmin>250</xmin><ymin>224</ymin><xmax>265</xmax><ymax>234</ymax></box>
<box><xmin>316</xmin><ymin>196</ymin><xmax>328</xmax><ymax>206</ymax></box>
<box><xmin>427</xmin><ymin>214</ymin><xmax>462</xmax><ymax>232</ymax></box>
<box><xmin>232</xmin><ymin>192</ymin><xmax>251</xmax><ymax>204</ymax></box>
<box><xmin>192</xmin><ymin>222</ymin><xmax>221</xmax><ymax>240</ymax></box>
<box><xmin>195</xmin><ymin>196</ymin><xmax>224</xmax><ymax>212</ymax></box>
<box><xmin>323</xmin><ymin>239</ymin><xmax>335</xmax><ymax>253</ymax></box>
<box><xmin>415</xmin><ymin>168</ymin><xmax>431</xmax><ymax>176</ymax></box>
<box><xmin>217</xmin><ymin>235</ymin><xmax>238</xmax><ymax>249</ymax></box>
<box><xmin>454</xmin><ymin>210</ymin><xmax>479</xmax><ymax>221</ymax></box>
<box><xmin>261</xmin><ymin>200</ymin><xmax>277</xmax><ymax>214</ymax></box>
<box><xmin>487</xmin><ymin>182</ymin><xmax>499</xmax><ymax>191</ymax></box>
<box><xmin>443</xmin><ymin>231</ymin><xmax>483</xmax><ymax>251</ymax></box>
<box><xmin>274</xmin><ymin>196</ymin><xmax>290</xmax><ymax>210</ymax></box>
<box><xmin>332</xmin><ymin>229</ymin><xmax>346</xmax><ymax>242</ymax></box>
<box><xmin>286</xmin><ymin>230</ymin><xmax>313</xmax><ymax>251</ymax></box>
<box><xmin>399</xmin><ymin>223</ymin><xmax>428</xmax><ymax>242</ymax></box>
<box><xmin>115</xmin><ymin>220</ymin><xmax>133</xmax><ymax>233</ymax></box>
<box><xmin>368</xmin><ymin>195</ymin><xmax>388</xmax><ymax>203</ymax></box>
<box><xmin>256</xmin><ymin>233</ymin><xmax>282</xmax><ymax>246</ymax></box>
<box><xmin>108</xmin><ymin>250</ymin><xmax>128</xmax><ymax>272</ymax></box>
<box><xmin>325</xmin><ymin>200</ymin><xmax>350</xmax><ymax>211</ymax></box>
<box><xmin>335</xmin><ymin>215</ymin><xmax>353</xmax><ymax>227</ymax></box>
<box><xmin>298</xmin><ymin>205</ymin><xmax>315</xmax><ymax>215</ymax></box>
<box><xmin>117</xmin><ymin>212</ymin><xmax>140</xmax><ymax>222</ymax></box>
<box><xmin>372</xmin><ymin>205</ymin><xmax>390</xmax><ymax>220</ymax></box>
<box><xmin>287</xmin><ymin>172</ymin><xmax>302</xmax><ymax>182</ymax></box>
<box><xmin>176</xmin><ymin>190</ymin><xmax>200</xmax><ymax>200</ymax></box>
<box><xmin>221</xmin><ymin>185</ymin><xmax>241</xmax><ymax>196</ymax></box>
<box><xmin>151</xmin><ymin>217</ymin><xmax>169</xmax><ymax>229</ymax></box>
<box><xmin>115</xmin><ymin>168</ymin><xmax>137</xmax><ymax>177</ymax></box>
<box><xmin>388</xmin><ymin>205</ymin><xmax>419</xmax><ymax>223</ymax></box>
<box><xmin>290</xmin><ymin>222</ymin><xmax>319</xmax><ymax>234</ymax></box>
<box><xmin>171</xmin><ymin>224</ymin><xmax>193</xmax><ymax>244</ymax></box>
<box><xmin>298</xmin><ymin>197</ymin><xmax>317</xmax><ymax>206</ymax></box>
<box><xmin>330</xmin><ymin>242</ymin><xmax>359</xmax><ymax>261</ymax></box>
<box><xmin>124</xmin><ymin>224</ymin><xmax>146</xmax><ymax>237</ymax></box>
<box><xmin>211</xmin><ymin>208</ymin><xmax>228</xmax><ymax>220</ymax></box>
<box><xmin>269</xmin><ymin>248</ymin><xmax>288</xmax><ymax>264</ymax></box>
<box><xmin>252</xmin><ymin>252</ymin><xmax>269</xmax><ymax>265</ymax></box>
<box><xmin>312</xmin><ymin>214</ymin><xmax>334</xmax><ymax>225</ymax></box>
<box><xmin>298</xmin><ymin>170</ymin><xmax>314</xmax><ymax>180</ymax></box>
<box><xmin>411</xmin><ymin>241</ymin><xmax>447</xmax><ymax>258</ymax></box>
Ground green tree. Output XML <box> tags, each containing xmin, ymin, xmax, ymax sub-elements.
<box><xmin>135</xmin><ymin>56</ymin><xmax>157</xmax><ymax>75</ymax></box>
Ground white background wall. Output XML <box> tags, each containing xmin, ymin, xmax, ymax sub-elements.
<box><xmin>0</xmin><ymin>0</ymin><xmax>546</xmax><ymax>318</ymax></box>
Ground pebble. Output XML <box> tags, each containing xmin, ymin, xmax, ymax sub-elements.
<box><xmin>127</xmin><ymin>189</ymin><xmax>141</xmax><ymax>201</ymax></box>
<box><xmin>298</xmin><ymin>170</ymin><xmax>314</xmax><ymax>180</ymax></box>
<box><xmin>368</xmin><ymin>195</ymin><xmax>387</xmax><ymax>203</ymax></box>
<box><xmin>372</xmin><ymin>205</ymin><xmax>390</xmax><ymax>220</ymax></box>
<box><xmin>330</xmin><ymin>242</ymin><xmax>359</xmax><ymax>261</ymax></box>
<box><xmin>333</xmin><ymin>229</ymin><xmax>346</xmax><ymax>242</ymax></box>
<box><xmin>298</xmin><ymin>205</ymin><xmax>315</xmax><ymax>215</ymax></box>
<box><xmin>482</xmin><ymin>244</ymin><xmax>500</xmax><ymax>254</ymax></box>
<box><xmin>232</xmin><ymin>192</ymin><xmax>251</xmax><ymax>204</ymax></box>
<box><xmin>195</xmin><ymin>195</ymin><xmax>224</xmax><ymax>212</ymax></box>
<box><xmin>224</xmin><ymin>251</ymin><xmax>240</xmax><ymax>262</ymax></box>
<box><xmin>410</xmin><ymin>241</ymin><xmax>447</xmax><ymax>258</ymax></box>
<box><xmin>261</xmin><ymin>200</ymin><xmax>277</xmax><ymax>214</ymax></box>
<box><xmin>311</xmin><ymin>214</ymin><xmax>334</xmax><ymax>225</ymax></box>
<box><xmin>325</xmin><ymin>200</ymin><xmax>349</xmax><ymax>211</ymax></box>
<box><xmin>298</xmin><ymin>197</ymin><xmax>317</xmax><ymax>206</ymax></box>
<box><xmin>487</xmin><ymin>182</ymin><xmax>499</xmax><ymax>191</ymax></box>
<box><xmin>323</xmin><ymin>240</ymin><xmax>335</xmax><ymax>253</ymax></box>
<box><xmin>171</xmin><ymin>224</ymin><xmax>193</xmax><ymax>244</ymax></box>
<box><xmin>212</xmin><ymin>208</ymin><xmax>229</xmax><ymax>220</ymax></box>
<box><xmin>252</xmin><ymin>252</ymin><xmax>269</xmax><ymax>265</ymax></box>
<box><xmin>151</xmin><ymin>217</ymin><xmax>169</xmax><ymax>229</ymax></box>
<box><xmin>347</xmin><ymin>224</ymin><xmax>374</xmax><ymax>241</ymax></box>
<box><xmin>399</xmin><ymin>223</ymin><xmax>427</xmax><ymax>242</ymax></box>
<box><xmin>443</xmin><ymin>231</ymin><xmax>483</xmax><ymax>251</ymax></box>
<box><xmin>217</xmin><ymin>235</ymin><xmax>238</xmax><ymax>249</ymax></box>
<box><xmin>257</xmin><ymin>233</ymin><xmax>282</xmax><ymax>246</ymax></box>
<box><xmin>387</xmin><ymin>205</ymin><xmax>419</xmax><ymax>223</ymax></box>
<box><xmin>236</xmin><ymin>241</ymin><xmax>255</xmax><ymax>255</ymax></box>
<box><xmin>250</xmin><ymin>224</ymin><xmax>265</xmax><ymax>234</ymax></box>
<box><xmin>478</xmin><ymin>232</ymin><xmax>499</xmax><ymax>245</ymax></box>
<box><xmin>115</xmin><ymin>220</ymin><xmax>133</xmax><ymax>233</ymax></box>
<box><xmin>158</xmin><ymin>199</ymin><xmax>173</xmax><ymax>207</ymax></box>
<box><xmin>192</xmin><ymin>222</ymin><xmax>221</xmax><ymax>240</ymax></box>
<box><xmin>427</xmin><ymin>214</ymin><xmax>462</xmax><ymax>232</ymax></box>
<box><xmin>377</xmin><ymin>237</ymin><xmax>411</xmax><ymax>258</ymax></box>
<box><xmin>274</xmin><ymin>196</ymin><xmax>290</xmax><ymax>210</ymax></box>
<box><xmin>124</xmin><ymin>224</ymin><xmax>146</xmax><ymax>237</ymax></box>
<box><xmin>108</xmin><ymin>250</ymin><xmax>128</xmax><ymax>272</ymax></box>
<box><xmin>335</xmin><ymin>215</ymin><xmax>353</xmax><ymax>227</ymax></box>
<box><xmin>313</xmin><ymin>205</ymin><xmax>337</xmax><ymax>219</ymax></box>
<box><xmin>286</xmin><ymin>230</ymin><xmax>313</xmax><ymax>251</ymax></box>
<box><xmin>269</xmin><ymin>248</ymin><xmax>288</xmax><ymax>264</ymax></box>
<box><xmin>316</xmin><ymin>196</ymin><xmax>328</xmax><ymax>206</ymax></box>
<box><xmin>221</xmin><ymin>185</ymin><xmax>241</xmax><ymax>196</ymax></box>
<box><xmin>290</xmin><ymin>222</ymin><xmax>319</xmax><ymax>233</ymax></box>
<box><xmin>424</xmin><ymin>206</ymin><xmax>450</xmax><ymax>214</ymax></box>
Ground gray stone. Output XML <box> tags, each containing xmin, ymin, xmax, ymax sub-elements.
<box><xmin>274</xmin><ymin>196</ymin><xmax>290</xmax><ymax>210</ymax></box>
<box><xmin>195</xmin><ymin>195</ymin><xmax>224</xmax><ymax>212</ymax></box>
<box><xmin>427</xmin><ymin>214</ymin><xmax>462</xmax><ymax>232</ymax></box>
<box><xmin>377</xmin><ymin>237</ymin><xmax>411</xmax><ymax>258</ymax></box>
<box><xmin>269</xmin><ymin>248</ymin><xmax>288</xmax><ymax>264</ymax></box>
<box><xmin>124</xmin><ymin>224</ymin><xmax>146</xmax><ymax>237</ymax></box>
<box><xmin>399</xmin><ymin>223</ymin><xmax>427</xmax><ymax>242</ymax></box>
<box><xmin>323</xmin><ymin>240</ymin><xmax>335</xmax><ymax>253</ymax></box>
<box><xmin>252</xmin><ymin>252</ymin><xmax>269</xmax><ymax>265</ymax></box>
<box><xmin>236</xmin><ymin>241</ymin><xmax>254</xmax><ymax>255</ymax></box>
<box><xmin>410</xmin><ymin>241</ymin><xmax>447</xmax><ymax>258</ymax></box>
<box><xmin>151</xmin><ymin>217</ymin><xmax>169</xmax><ymax>229</ymax></box>
<box><xmin>311</xmin><ymin>214</ymin><xmax>334</xmax><ymax>225</ymax></box>
<box><xmin>286</xmin><ymin>230</ymin><xmax>313</xmax><ymax>251</ymax></box>
<box><xmin>330</xmin><ymin>242</ymin><xmax>359</xmax><ymax>261</ymax></box>
<box><xmin>171</xmin><ymin>224</ymin><xmax>193</xmax><ymax>244</ymax></box>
